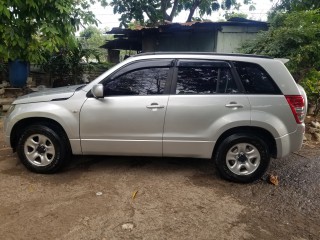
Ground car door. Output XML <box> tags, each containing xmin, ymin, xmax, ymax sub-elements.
<box><xmin>80</xmin><ymin>59</ymin><xmax>173</xmax><ymax>156</ymax></box>
<box><xmin>163</xmin><ymin>59</ymin><xmax>251</xmax><ymax>158</ymax></box>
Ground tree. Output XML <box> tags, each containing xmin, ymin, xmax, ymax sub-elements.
<box><xmin>79</xmin><ymin>26</ymin><xmax>111</xmax><ymax>62</ymax></box>
<box><xmin>272</xmin><ymin>0</ymin><xmax>320</xmax><ymax>12</ymax></box>
<box><xmin>241</xmin><ymin>10</ymin><xmax>320</xmax><ymax>80</ymax></box>
<box><xmin>109</xmin><ymin>0</ymin><xmax>255</xmax><ymax>27</ymax></box>
<box><xmin>240</xmin><ymin>10</ymin><xmax>320</xmax><ymax>114</ymax></box>
<box><xmin>0</xmin><ymin>0</ymin><xmax>107</xmax><ymax>63</ymax></box>
<box><xmin>224</xmin><ymin>12</ymin><xmax>248</xmax><ymax>20</ymax></box>
<box><xmin>42</xmin><ymin>40</ymin><xmax>104</xmax><ymax>87</ymax></box>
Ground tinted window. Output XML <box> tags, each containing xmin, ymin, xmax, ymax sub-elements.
<box><xmin>233</xmin><ymin>61</ymin><xmax>281</xmax><ymax>94</ymax></box>
<box><xmin>218</xmin><ymin>69</ymin><xmax>239</xmax><ymax>93</ymax></box>
<box><xmin>176</xmin><ymin>67</ymin><xmax>238</xmax><ymax>94</ymax></box>
<box><xmin>104</xmin><ymin>68</ymin><xmax>169</xmax><ymax>96</ymax></box>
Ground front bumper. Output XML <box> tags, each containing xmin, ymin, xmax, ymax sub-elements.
<box><xmin>3</xmin><ymin>116</ymin><xmax>11</xmax><ymax>147</ymax></box>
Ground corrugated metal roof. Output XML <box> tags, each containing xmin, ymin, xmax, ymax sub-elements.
<box><xmin>102</xmin><ymin>18</ymin><xmax>268</xmax><ymax>51</ymax></box>
<box><xmin>106</xmin><ymin>18</ymin><xmax>268</xmax><ymax>35</ymax></box>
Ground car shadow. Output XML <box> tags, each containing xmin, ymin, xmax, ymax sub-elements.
<box><xmin>66</xmin><ymin>154</ymin><xmax>218</xmax><ymax>177</ymax></box>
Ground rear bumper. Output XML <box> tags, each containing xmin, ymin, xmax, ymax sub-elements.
<box><xmin>275</xmin><ymin>124</ymin><xmax>305</xmax><ymax>158</ymax></box>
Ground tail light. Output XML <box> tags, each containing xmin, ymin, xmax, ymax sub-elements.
<box><xmin>285</xmin><ymin>95</ymin><xmax>305</xmax><ymax>124</ymax></box>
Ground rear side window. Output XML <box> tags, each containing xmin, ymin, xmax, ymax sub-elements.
<box><xmin>233</xmin><ymin>61</ymin><xmax>281</xmax><ymax>94</ymax></box>
<box><xmin>176</xmin><ymin>66</ymin><xmax>239</xmax><ymax>94</ymax></box>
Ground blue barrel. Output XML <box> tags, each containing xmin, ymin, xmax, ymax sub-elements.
<box><xmin>9</xmin><ymin>60</ymin><xmax>29</xmax><ymax>87</ymax></box>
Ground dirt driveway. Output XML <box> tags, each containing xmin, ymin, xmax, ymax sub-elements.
<box><xmin>0</xmin><ymin>118</ymin><xmax>319</xmax><ymax>240</ymax></box>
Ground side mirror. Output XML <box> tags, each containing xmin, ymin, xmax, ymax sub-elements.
<box><xmin>91</xmin><ymin>84</ymin><xmax>104</xmax><ymax>98</ymax></box>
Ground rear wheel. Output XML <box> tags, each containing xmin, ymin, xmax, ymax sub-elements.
<box><xmin>17</xmin><ymin>125</ymin><xmax>70</xmax><ymax>173</ymax></box>
<box><xmin>215</xmin><ymin>133</ymin><xmax>270</xmax><ymax>183</ymax></box>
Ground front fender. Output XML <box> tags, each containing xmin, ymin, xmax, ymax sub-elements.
<box><xmin>7</xmin><ymin>103</ymin><xmax>78</xmax><ymax>138</ymax></box>
<box><xmin>5</xmin><ymin>94</ymin><xmax>86</xmax><ymax>154</ymax></box>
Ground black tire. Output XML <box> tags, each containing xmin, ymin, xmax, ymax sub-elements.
<box><xmin>17</xmin><ymin>124</ymin><xmax>70</xmax><ymax>173</ymax></box>
<box><xmin>214</xmin><ymin>133</ymin><xmax>270</xmax><ymax>183</ymax></box>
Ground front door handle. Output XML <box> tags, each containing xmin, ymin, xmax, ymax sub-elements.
<box><xmin>225</xmin><ymin>102</ymin><xmax>244</xmax><ymax>109</ymax></box>
<box><xmin>146</xmin><ymin>103</ymin><xmax>165</xmax><ymax>109</ymax></box>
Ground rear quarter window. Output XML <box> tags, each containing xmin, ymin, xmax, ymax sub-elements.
<box><xmin>233</xmin><ymin>61</ymin><xmax>282</xmax><ymax>94</ymax></box>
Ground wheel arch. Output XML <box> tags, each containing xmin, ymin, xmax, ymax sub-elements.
<box><xmin>213</xmin><ymin>126</ymin><xmax>277</xmax><ymax>159</ymax></box>
<box><xmin>10</xmin><ymin>117</ymin><xmax>70</xmax><ymax>152</ymax></box>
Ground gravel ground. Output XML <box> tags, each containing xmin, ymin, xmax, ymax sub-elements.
<box><xmin>0</xmin><ymin>118</ymin><xmax>319</xmax><ymax>240</ymax></box>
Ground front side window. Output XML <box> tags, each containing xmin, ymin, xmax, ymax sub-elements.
<box><xmin>104</xmin><ymin>67</ymin><xmax>169</xmax><ymax>96</ymax></box>
<box><xmin>233</xmin><ymin>61</ymin><xmax>281</xmax><ymax>94</ymax></box>
<box><xmin>176</xmin><ymin>67</ymin><xmax>238</xmax><ymax>94</ymax></box>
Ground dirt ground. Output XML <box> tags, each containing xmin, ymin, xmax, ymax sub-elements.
<box><xmin>0</xmin><ymin>118</ymin><xmax>319</xmax><ymax>240</ymax></box>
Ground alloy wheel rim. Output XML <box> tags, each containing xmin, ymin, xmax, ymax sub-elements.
<box><xmin>226</xmin><ymin>143</ymin><xmax>261</xmax><ymax>176</ymax></box>
<box><xmin>24</xmin><ymin>134</ymin><xmax>55</xmax><ymax>166</ymax></box>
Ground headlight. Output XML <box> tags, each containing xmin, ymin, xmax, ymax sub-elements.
<box><xmin>6</xmin><ymin>104</ymin><xmax>15</xmax><ymax>116</ymax></box>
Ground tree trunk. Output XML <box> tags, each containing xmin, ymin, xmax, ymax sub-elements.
<box><xmin>161</xmin><ymin>0</ymin><xmax>171</xmax><ymax>22</ymax></box>
<box><xmin>168</xmin><ymin>0</ymin><xmax>179</xmax><ymax>21</ymax></box>
<box><xmin>186</xmin><ymin>0</ymin><xmax>202</xmax><ymax>22</ymax></box>
<box><xmin>144</xmin><ymin>7</ymin><xmax>158</xmax><ymax>24</ymax></box>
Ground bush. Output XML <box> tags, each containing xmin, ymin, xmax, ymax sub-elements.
<box><xmin>300</xmin><ymin>69</ymin><xmax>320</xmax><ymax>116</ymax></box>
<box><xmin>239</xmin><ymin>10</ymin><xmax>320</xmax><ymax>111</ymax></box>
<box><xmin>41</xmin><ymin>42</ymin><xmax>104</xmax><ymax>87</ymax></box>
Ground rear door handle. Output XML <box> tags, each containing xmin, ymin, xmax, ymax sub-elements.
<box><xmin>225</xmin><ymin>102</ymin><xmax>244</xmax><ymax>109</ymax></box>
<box><xmin>146</xmin><ymin>103</ymin><xmax>165</xmax><ymax>109</ymax></box>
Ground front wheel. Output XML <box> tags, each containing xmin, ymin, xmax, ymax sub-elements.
<box><xmin>214</xmin><ymin>133</ymin><xmax>270</xmax><ymax>183</ymax></box>
<box><xmin>17</xmin><ymin>125</ymin><xmax>70</xmax><ymax>173</ymax></box>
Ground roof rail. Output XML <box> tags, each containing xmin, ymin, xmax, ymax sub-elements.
<box><xmin>133</xmin><ymin>52</ymin><xmax>273</xmax><ymax>59</ymax></box>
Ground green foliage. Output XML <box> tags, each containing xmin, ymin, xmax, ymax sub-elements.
<box><xmin>225</xmin><ymin>12</ymin><xmax>248</xmax><ymax>20</ymax></box>
<box><xmin>109</xmin><ymin>0</ymin><xmax>252</xmax><ymax>27</ymax></box>
<box><xmin>79</xmin><ymin>26</ymin><xmax>111</xmax><ymax>62</ymax></box>
<box><xmin>240</xmin><ymin>10</ymin><xmax>320</xmax><ymax>114</ymax></box>
<box><xmin>272</xmin><ymin>0</ymin><xmax>320</xmax><ymax>12</ymax></box>
<box><xmin>127</xmin><ymin>21</ymin><xmax>143</xmax><ymax>30</ymax></box>
<box><xmin>240</xmin><ymin>10</ymin><xmax>320</xmax><ymax>78</ymax></box>
<box><xmin>0</xmin><ymin>60</ymin><xmax>6</xmax><ymax>84</ymax></box>
<box><xmin>300</xmin><ymin>69</ymin><xmax>320</xmax><ymax>115</ymax></box>
<box><xmin>80</xmin><ymin>26</ymin><xmax>103</xmax><ymax>39</ymax></box>
<box><xmin>0</xmin><ymin>0</ymin><xmax>107</xmax><ymax>63</ymax></box>
<box><xmin>0</xmin><ymin>61</ymin><xmax>6</xmax><ymax>73</ymax></box>
<box><xmin>42</xmin><ymin>41</ymin><xmax>101</xmax><ymax>87</ymax></box>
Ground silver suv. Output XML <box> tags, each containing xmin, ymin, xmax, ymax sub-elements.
<box><xmin>4</xmin><ymin>53</ymin><xmax>307</xmax><ymax>182</ymax></box>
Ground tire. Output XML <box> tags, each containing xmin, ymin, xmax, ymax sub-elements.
<box><xmin>17</xmin><ymin>124</ymin><xmax>70</xmax><ymax>173</ymax></box>
<box><xmin>214</xmin><ymin>133</ymin><xmax>270</xmax><ymax>183</ymax></box>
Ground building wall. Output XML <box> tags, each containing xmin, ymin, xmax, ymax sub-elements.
<box><xmin>142</xmin><ymin>34</ymin><xmax>157</xmax><ymax>52</ymax></box>
<box><xmin>216</xmin><ymin>26</ymin><xmax>264</xmax><ymax>53</ymax></box>
<box><xmin>142</xmin><ymin>31</ymin><xmax>216</xmax><ymax>52</ymax></box>
<box><xmin>141</xmin><ymin>25</ymin><xmax>265</xmax><ymax>53</ymax></box>
<box><xmin>192</xmin><ymin>31</ymin><xmax>216</xmax><ymax>52</ymax></box>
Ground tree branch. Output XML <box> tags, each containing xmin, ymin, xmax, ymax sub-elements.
<box><xmin>186</xmin><ymin>0</ymin><xmax>202</xmax><ymax>22</ymax></box>
<box><xmin>143</xmin><ymin>6</ymin><xmax>157</xmax><ymax>24</ymax></box>
<box><xmin>168</xmin><ymin>0</ymin><xmax>179</xmax><ymax>21</ymax></box>
<box><xmin>145</xmin><ymin>10</ymin><xmax>155</xmax><ymax>23</ymax></box>
<box><xmin>160</xmin><ymin>0</ymin><xmax>172</xmax><ymax>22</ymax></box>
